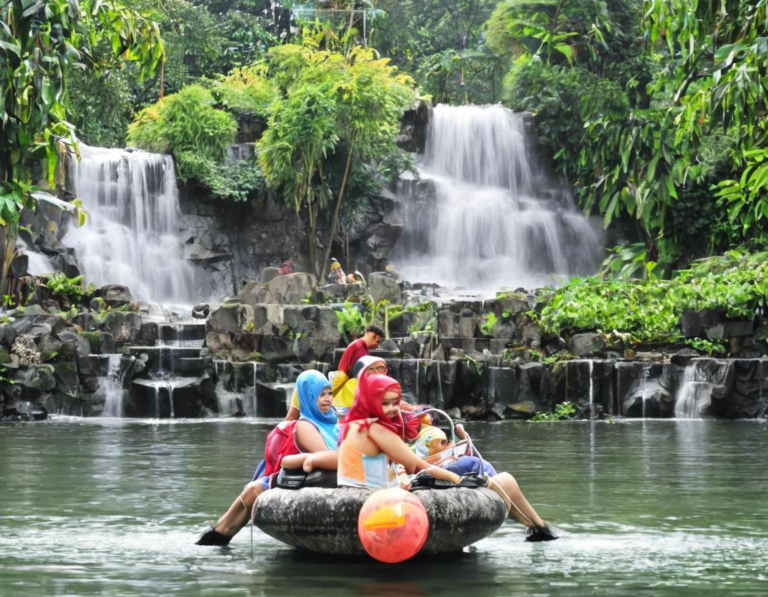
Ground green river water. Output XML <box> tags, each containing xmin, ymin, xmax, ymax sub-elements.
<box><xmin>0</xmin><ymin>418</ymin><xmax>766</xmax><ymax>596</ymax></box>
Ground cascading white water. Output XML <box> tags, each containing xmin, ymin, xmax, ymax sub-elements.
<box><xmin>101</xmin><ymin>355</ymin><xmax>124</xmax><ymax>417</ymax></box>
<box><xmin>398</xmin><ymin>105</ymin><xmax>601</xmax><ymax>290</ymax></box>
<box><xmin>675</xmin><ymin>359</ymin><xmax>731</xmax><ymax>418</ymax></box>
<box><xmin>17</xmin><ymin>238</ymin><xmax>54</xmax><ymax>276</ymax></box>
<box><xmin>64</xmin><ymin>146</ymin><xmax>197</xmax><ymax>303</ymax></box>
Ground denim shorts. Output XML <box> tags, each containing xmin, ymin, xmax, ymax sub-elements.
<box><xmin>443</xmin><ymin>456</ymin><xmax>497</xmax><ymax>477</ymax></box>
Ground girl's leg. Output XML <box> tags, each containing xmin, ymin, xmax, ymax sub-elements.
<box><xmin>211</xmin><ymin>481</ymin><xmax>265</xmax><ymax>537</ymax></box>
<box><xmin>487</xmin><ymin>472</ymin><xmax>545</xmax><ymax>529</ymax></box>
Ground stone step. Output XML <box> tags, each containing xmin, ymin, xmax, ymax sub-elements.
<box><xmin>128</xmin><ymin>376</ymin><xmax>216</xmax><ymax>418</ymax></box>
<box><xmin>158</xmin><ymin>322</ymin><xmax>207</xmax><ymax>345</ymax></box>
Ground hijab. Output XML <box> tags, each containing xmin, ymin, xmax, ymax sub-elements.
<box><xmin>340</xmin><ymin>373</ymin><xmax>420</xmax><ymax>442</ymax></box>
<box><xmin>296</xmin><ymin>370</ymin><xmax>338</xmax><ymax>450</ymax></box>
<box><xmin>352</xmin><ymin>356</ymin><xmax>387</xmax><ymax>379</ymax></box>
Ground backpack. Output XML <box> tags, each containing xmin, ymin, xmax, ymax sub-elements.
<box><xmin>262</xmin><ymin>420</ymin><xmax>301</xmax><ymax>478</ymax></box>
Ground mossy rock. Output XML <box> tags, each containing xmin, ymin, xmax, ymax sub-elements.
<box><xmin>0</xmin><ymin>345</ymin><xmax>11</xmax><ymax>364</ymax></box>
<box><xmin>79</xmin><ymin>332</ymin><xmax>101</xmax><ymax>353</ymax></box>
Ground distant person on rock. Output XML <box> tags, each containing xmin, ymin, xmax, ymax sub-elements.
<box><xmin>277</xmin><ymin>259</ymin><xmax>295</xmax><ymax>276</ymax></box>
<box><xmin>346</xmin><ymin>271</ymin><xmax>366</xmax><ymax>287</ymax></box>
<box><xmin>284</xmin><ymin>325</ymin><xmax>384</xmax><ymax>421</ymax></box>
<box><xmin>384</xmin><ymin>263</ymin><xmax>399</xmax><ymax>279</ymax></box>
<box><xmin>327</xmin><ymin>258</ymin><xmax>346</xmax><ymax>285</ymax></box>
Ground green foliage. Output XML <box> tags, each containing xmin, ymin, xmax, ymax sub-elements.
<box><xmin>335</xmin><ymin>302</ymin><xmax>368</xmax><ymax>337</ymax></box>
<box><xmin>529</xmin><ymin>401</ymin><xmax>576</xmax><ymax>422</ymax></box>
<box><xmin>535</xmin><ymin>250</ymin><xmax>768</xmax><ymax>342</ymax></box>
<box><xmin>256</xmin><ymin>29</ymin><xmax>416</xmax><ymax>273</ymax></box>
<box><xmin>211</xmin><ymin>65</ymin><xmax>279</xmax><ymax>119</ymax></box>
<box><xmin>0</xmin><ymin>366</ymin><xmax>13</xmax><ymax>385</ymax></box>
<box><xmin>127</xmin><ymin>85</ymin><xmax>238</xmax><ymax>180</ymax></box>
<box><xmin>0</xmin><ymin>0</ymin><xmax>161</xmax><ymax>295</ymax></box>
<box><xmin>684</xmin><ymin>337</ymin><xmax>727</xmax><ymax>356</ymax></box>
<box><xmin>46</xmin><ymin>274</ymin><xmax>93</xmax><ymax>303</ymax></box>
<box><xmin>480</xmin><ymin>312</ymin><xmax>498</xmax><ymax>337</ymax></box>
<box><xmin>66</xmin><ymin>68</ymin><xmax>135</xmax><ymax>148</ymax></box>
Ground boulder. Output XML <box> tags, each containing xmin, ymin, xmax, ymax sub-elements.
<box><xmin>365</xmin><ymin>222</ymin><xmax>403</xmax><ymax>261</ymax></box>
<box><xmin>261</xmin><ymin>267</ymin><xmax>280</xmax><ymax>283</ymax></box>
<box><xmin>102</xmin><ymin>312</ymin><xmax>143</xmax><ymax>344</ymax></box>
<box><xmin>568</xmin><ymin>333</ymin><xmax>605</xmax><ymax>357</ymax></box>
<box><xmin>206</xmin><ymin>303</ymin><xmax>253</xmax><ymax>335</ymax></box>
<box><xmin>99</xmin><ymin>285</ymin><xmax>133</xmax><ymax>308</ymax></box>
<box><xmin>11</xmin><ymin>334</ymin><xmax>41</xmax><ymax>366</ymax></box>
<box><xmin>268</xmin><ymin>273</ymin><xmax>317</xmax><ymax>305</ymax></box>
<box><xmin>23</xmin><ymin>364</ymin><xmax>56</xmax><ymax>394</ymax></box>
<box><xmin>484</xmin><ymin>366</ymin><xmax>518</xmax><ymax>407</ymax></box>
<box><xmin>368</xmin><ymin>272</ymin><xmax>402</xmax><ymax>305</ymax></box>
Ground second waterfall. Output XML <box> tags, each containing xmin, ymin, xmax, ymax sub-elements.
<box><xmin>398</xmin><ymin>105</ymin><xmax>602</xmax><ymax>290</ymax></box>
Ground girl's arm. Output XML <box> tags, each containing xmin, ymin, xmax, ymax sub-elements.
<box><xmin>294</xmin><ymin>420</ymin><xmax>329</xmax><ymax>453</ymax></box>
<box><xmin>368</xmin><ymin>424</ymin><xmax>461</xmax><ymax>484</ymax></box>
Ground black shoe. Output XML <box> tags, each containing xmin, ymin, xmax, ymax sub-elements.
<box><xmin>195</xmin><ymin>523</ymin><xmax>232</xmax><ymax>546</ymax></box>
<box><xmin>525</xmin><ymin>523</ymin><xmax>559</xmax><ymax>542</ymax></box>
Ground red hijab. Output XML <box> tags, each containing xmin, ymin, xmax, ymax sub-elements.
<box><xmin>340</xmin><ymin>373</ymin><xmax>421</xmax><ymax>442</ymax></box>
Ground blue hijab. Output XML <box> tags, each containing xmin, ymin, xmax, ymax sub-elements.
<box><xmin>297</xmin><ymin>370</ymin><xmax>338</xmax><ymax>450</ymax></box>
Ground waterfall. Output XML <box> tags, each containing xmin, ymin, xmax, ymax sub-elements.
<box><xmin>675</xmin><ymin>359</ymin><xmax>731</xmax><ymax>418</ymax></box>
<box><xmin>17</xmin><ymin>238</ymin><xmax>54</xmax><ymax>276</ymax></box>
<box><xmin>64</xmin><ymin>145</ymin><xmax>198</xmax><ymax>303</ymax></box>
<box><xmin>101</xmin><ymin>355</ymin><xmax>124</xmax><ymax>417</ymax></box>
<box><xmin>398</xmin><ymin>105</ymin><xmax>601</xmax><ymax>290</ymax></box>
<box><xmin>588</xmin><ymin>360</ymin><xmax>594</xmax><ymax>419</ymax></box>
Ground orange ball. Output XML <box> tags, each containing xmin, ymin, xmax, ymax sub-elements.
<box><xmin>357</xmin><ymin>488</ymin><xmax>429</xmax><ymax>563</ymax></box>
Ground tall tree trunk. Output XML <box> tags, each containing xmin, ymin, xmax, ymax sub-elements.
<box><xmin>320</xmin><ymin>143</ymin><xmax>355</xmax><ymax>281</ymax></box>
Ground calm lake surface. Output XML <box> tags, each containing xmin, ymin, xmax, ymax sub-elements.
<box><xmin>1</xmin><ymin>418</ymin><xmax>766</xmax><ymax>596</ymax></box>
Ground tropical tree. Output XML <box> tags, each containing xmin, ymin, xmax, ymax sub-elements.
<box><xmin>257</xmin><ymin>28</ymin><xmax>416</xmax><ymax>275</ymax></box>
<box><xmin>0</xmin><ymin>0</ymin><xmax>163</xmax><ymax>296</ymax></box>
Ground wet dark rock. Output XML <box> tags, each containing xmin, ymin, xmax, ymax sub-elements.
<box><xmin>483</xmin><ymin>366</ymin><xmax>518</xmax><ymax>407</ymax></box>
<box><xmin>568</xmin><ymin>333</ymin><xmax>605</xmax><ymax>358</ymax></box>
<box><xmin>706</xmin><ymin>320</ymin><xmax>754</xmax><ymax>340</ymax></box>
<box><xmin>98</xmin><ymin>285</ymin><xmax>133</xmax><ymax>308</ymax></box>
<box><xmin>127</xmin><ymin>376</ymin><xmax>217</xmax><ymax>418</ymax></box>
<box><xmin>397</xmin><ymin>101</ymin><xmax>430</xmax><ymax>153</ymax></box>
<box><xmin>207</xmin><ymin>303</ymin><xmax>252</xmax><ymax>335</ymax></box>
<box><xmin>680</xmin><ymin>310</ymin><xmax>702</xmax><ymax>338</ymax></box>
<box><xmin>615</xmin><ymin>361</ymin><xmax>676</xmax><ymax>417</ymax></box>
<box><xmin>366</xmin><ymin>222</ymin><xmax>403</xmax><ymax>261</ymax></box>
<box><xmin>489</xmin><ymin>401</ymin><xmax>507</xmax><ymax>420</ymax></box>
<box><xmin>261</xmin><ymin>335</ymin><xmax>293</xmax><ymax>363</ymax></box>
<box><xmin>22</xmin><ymin>364</ymin><xmax>56</xmax><ymax>395</ymax></box>
<box><xmin>102</xmin><ymin>312</ymin><xmax>142</xmax><ymax>344</ymax></box>
<box><xmin>192</xmin><ymin>303</ymin><xmax>210</xmax><ymax>319</ymax></box>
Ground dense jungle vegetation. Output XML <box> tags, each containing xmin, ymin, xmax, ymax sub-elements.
<box><xmin>4</xmin><ymin>0</ymin><xmax>768</xmax><ymax>298</ymax></box>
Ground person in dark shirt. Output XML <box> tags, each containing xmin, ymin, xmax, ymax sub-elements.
<box><xmin>284</xmin><ymin>324</ymin><xmax>385</xmax><ymax>421</ymax></box>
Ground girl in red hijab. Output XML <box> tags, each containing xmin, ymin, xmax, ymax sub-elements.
<box><xmin>337</xmin><ymin>373</ymin><xmax>461</xmax><ymax>489</ymax></box>
<box><xmin>338</xmin><ymin>373</ymin><xmax>558</xmax><ymax>541</ymax></box>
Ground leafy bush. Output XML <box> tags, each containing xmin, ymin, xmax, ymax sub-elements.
<box><xmin>529</xmin><ymin>402</ymin><xmax>577</xmax><ymax>422</ymax></box>
<box><xmin>127</xmin><ymin>85</ymin><xmax>238</xmax><ymax>180</ymax></box>
<box><xmin>480</xmin><ymin>312</ymin><xmax>497</xmax><ymax>337</ymax></box>
<box><xmin>335</xmin><ymin>302</ymin><xmax>368</xmax><ymax>337</ymax></box>
<box><xmin>534</xmin><ymin>250</ymin><xmax>768</xmax><ymax>342</ymax></box>
<box><xmin>46</xmin><ymin>274</ymin><xmax>94</xmax><ymax>303</ymax></box>
<box><xmin>212</xmin><ymin>66</ymin><xmax>279</xmax><ymax>118</ymax></box>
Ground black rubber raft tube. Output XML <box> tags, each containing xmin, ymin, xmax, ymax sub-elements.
<box><xmin>254</xmin><ymin>487</ymin><xmax>508</xmax><ymax>555</ymax></box>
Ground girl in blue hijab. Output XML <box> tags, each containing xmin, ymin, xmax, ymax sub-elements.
<box><xmin>295</xmin><ymin>370</ymin><xmax>338</xmax><ymax>451</ymax></box>
<box><xmin>196</xmin><ymin>370</ymin><xmax>339</xmax><ymax>547</ymax></box>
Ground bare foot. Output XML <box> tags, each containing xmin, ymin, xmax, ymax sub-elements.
<box><xmin>302</xmin><ymin>455</ymin><xmax>314</xmax><ymax>473</ymax></box>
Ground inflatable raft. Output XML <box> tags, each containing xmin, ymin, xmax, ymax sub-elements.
<box><xmin>254</xmin><ymin>486</ymin><xmax>508</xmax><ymax>555</ymax></box>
